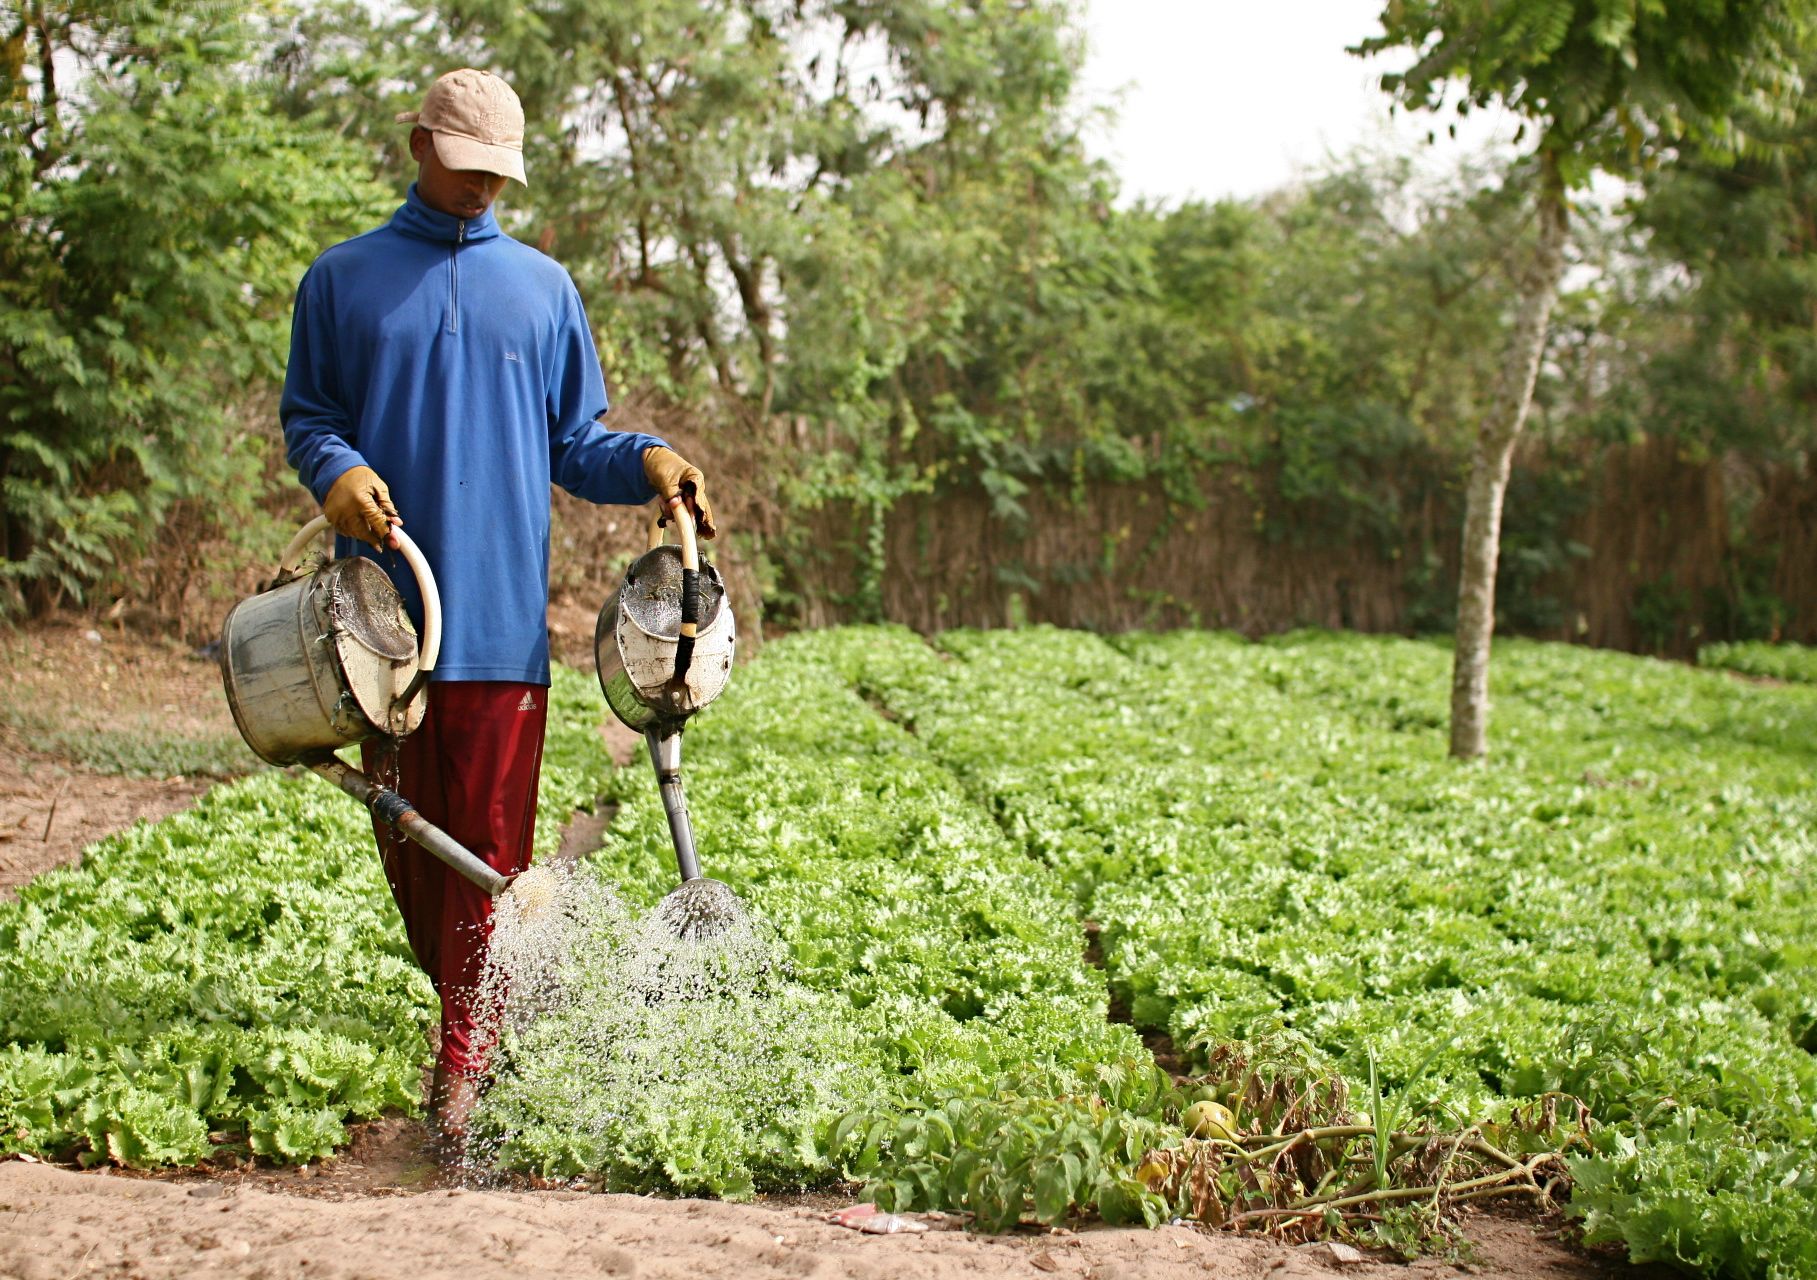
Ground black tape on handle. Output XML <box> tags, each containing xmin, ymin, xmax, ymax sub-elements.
<box><xmin>673</xmin><ymin>567</ymin><xmax>700</xmax><ymax>685</ymax></box>
<box><xmin>370</xmin><ymin>788</ymin><xmax>414</xmax><ymax>828</ymax></box>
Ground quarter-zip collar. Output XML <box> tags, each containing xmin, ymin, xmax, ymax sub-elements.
<box><xmin>389</xmin><ymin>183</ymin><xmax>503</xmax><ymax>245</ymax></box>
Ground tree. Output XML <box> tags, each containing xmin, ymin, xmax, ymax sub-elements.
<box><xmin>0</xmin><ymin>0</ymin><xmax>385</xmax><ymax>616</ymax></box>
<box><xmin>1357</xmin><ymin>0</ymin><xmax>1812</xmax><ymax>758</ymax></box>
<box><xmin>1638</xmin><ymin>50</ymin><xmax>1817</xmax><ymax>459</ymax></box>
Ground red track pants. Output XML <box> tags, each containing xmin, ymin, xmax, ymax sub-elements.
<box><xmin>362</xmin><ymin>681</ymin><xmax>547</xmax><ymax>1079</ymax></box>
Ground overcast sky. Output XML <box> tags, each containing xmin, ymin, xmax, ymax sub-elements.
<box><xmin>1077</xmin><ymin>0</ymin><xmax>1523</xmax><ymax>204</ymax></box>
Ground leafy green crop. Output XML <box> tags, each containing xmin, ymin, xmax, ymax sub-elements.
<box><xmin>471</xmin><ymin>879</ymin><xmax>884</xmax><ymax>1199</ymax></box>
<box><xmin>1699</xmin><ymin>641</ymin><xmax>1817</xmax><ymax>686</ymax></box>
<box><xmin>7</xmin><ymin>628</ymin><xmax>1816</xmax><ymax>1279</ymax></box>
<box><xmin>815</xmin><ymin>625</ymin><xmax>1817</xmax><ymax>1275</ymax></box>
<box><xmin>0</xmin><ymin>666</ymin><xmax>611</xmax><ymax>1165</ymax></box>
<box><xmin>0</xmin><ymin>770</ymin><xmax>429</xmax><ymax>1165</ymax></box>
<box><xmin>827</xmin><ymin>1061</ymin><xmax>1182</xmax><ymax>1232</ymax></box>
<box><xmin>473</xmin><ymin>643</ymin><xmax>1145</xmax><ymax>1195</ymax></box>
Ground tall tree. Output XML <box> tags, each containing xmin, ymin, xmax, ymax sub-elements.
<box><xmin>1638</xmin><ymin>50</ymin><xmax>1817</xmax><ymax>458</ymax></box>
<box><xmin>1357</xmin><ymin>0</ymin><xmax>1811</xmax><ymax>758</ymax></box>
<box><xmin>0</xmin><ymin>0</ymin><xmax>386</xmax><ymax>615</ymax></box>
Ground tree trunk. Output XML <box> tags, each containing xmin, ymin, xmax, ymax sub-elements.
<box><xmin>1449</xmin><ymin>151</ymin><xmax>1569</xmax><ymax>760</ymax></box>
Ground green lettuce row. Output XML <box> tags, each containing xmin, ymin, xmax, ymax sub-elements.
<box><xmin>12</xmin><ymin>626</ymin><xmax>1814</xmax><ymax>1264</ymax></box>
<box><xmin>814</xmin><ymin>625</ymin><xmax>1817</xmax><ymax>1277</ymax></box>
<box><xmin>590</xmin><ymin>637</ymin><xmax>1135</xmax><ymax>1056</ymax></box>
<box><xmin>479</xmin><ymin>636</ymin><xmax>1147</xmax><ymax>1195</ymax></box>
<box><xmin>1699</xmin><ymin>641</ymin><xmax>1817</xmax><ymax>686</ymax></box>
<box><xmin>0</xmin><ymin>666</ymin><xmax>612</xmax><ymax>1166</ymax></box>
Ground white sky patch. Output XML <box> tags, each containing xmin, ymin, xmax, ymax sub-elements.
<box><xmin>1077</xmin><ymin>0</ymin><xmax>1524</xmax><ymax>205</ymax></box>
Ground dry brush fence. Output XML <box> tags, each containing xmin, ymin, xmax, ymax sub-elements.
<box><xmin>755</xmin><ymin>436</ymin><xmax>1817</xmax><ymax>655</ymax></box>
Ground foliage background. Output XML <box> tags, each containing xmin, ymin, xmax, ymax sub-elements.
<box><xmin>2</xmin><ymin>0</ymin><xmax>1814</xmax><ymax>653</ymax></box>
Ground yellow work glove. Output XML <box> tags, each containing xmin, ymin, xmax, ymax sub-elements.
<box><xmin>642</xmin><ymin>445</ymin><xmax>717</xmax><ymax>539</ymax></box>
<box><xmin>323</xmin><ymin>465</ymin><xmax>401</xmax><ymax>549</ymax></box>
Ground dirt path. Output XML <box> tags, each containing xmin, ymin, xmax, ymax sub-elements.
<box><xmin>0</xmin><ymin>1157</ymin><xmax>1654</xmax><ymax>1280</ymax></box>
<box><xmin>0</xmin><ymin>622</ymin><xmax>243</xmax><ymax>901</ymax></box>
<box><xmin>0</xmin><ymin>745</ymin><xmax>214</xmax><ymax>901</ymax></box>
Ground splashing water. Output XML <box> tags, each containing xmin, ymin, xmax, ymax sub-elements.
<box><xmin>651</xmin><ymin>876</ymin><xmax>749</xmax><ymax>942</ymax></box>
<box><xmin>459</xmin><ymin>861</ymin><xmax>883</xmax><ymax>1197</ymax></box>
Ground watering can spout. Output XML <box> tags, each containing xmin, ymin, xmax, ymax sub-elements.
<box><xmin>646</xmin><ymin>724</ymin><xmax>701</xmax><ymax>883</ymax></box>
<box><xmin>303</xmin><ymin>752</ymin><xmax>511</xmax><ymax>897</ymax></box>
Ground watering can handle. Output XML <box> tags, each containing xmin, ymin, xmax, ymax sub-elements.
<box><xmin>645</xmin><ymin>497</ymin><xmax>700</xmax><ymax>570</ymax></box>
<box><xmin>277</xmin><ymin>514</ymin><xmax>444</xmax><ymax>674</ymax></box>
<box><xmin>647</xmin><ymin>497</ymin><xmax>701</xmax><ymax>683</ymax></box>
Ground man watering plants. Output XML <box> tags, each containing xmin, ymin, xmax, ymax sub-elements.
<box><xmin>280</xmin><ymin>68</ymin><xmax>716</xmax><ymax>1143</ymax></box>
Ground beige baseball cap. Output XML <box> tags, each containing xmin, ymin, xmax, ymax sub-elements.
<box><xmin>396</xmin><ymin>68</ymin><xmax>527</xmax><ymax>186</ymax></box>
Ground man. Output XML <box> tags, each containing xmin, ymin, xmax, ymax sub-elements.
<box><xmin>280</xmin><ymin>68</ymin><xmax>714</xmax><ymax>1140</ymax></box>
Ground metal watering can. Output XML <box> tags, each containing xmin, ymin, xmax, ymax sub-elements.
<box><xmin>595</xmin><ymin>497</ymin><xmax>742</xmax><ymax>937</ymax></box>
<box><xmin>219</xmin><ymin>515</ymin><xmax>514</xmax><ymax>897</ymax></box>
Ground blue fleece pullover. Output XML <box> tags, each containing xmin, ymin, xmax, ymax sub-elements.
<box><xmin>282</xmin><ymin>185</ymin><xmax>664</xmax><ymax>685</ymax></box>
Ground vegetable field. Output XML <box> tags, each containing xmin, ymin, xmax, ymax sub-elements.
<box><xmin>1700</xmin><ymin>642</ymin><xmax>1817</xmax><ymax>686</ymax></box>
<box><xmin>2</xmin><ymin>630</ymin><xmax>1813</xmax><ymax>1277</ymax></box>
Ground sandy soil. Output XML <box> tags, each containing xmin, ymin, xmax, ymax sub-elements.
<box><xmin>0</xmin><ymin>746</ymin><xmax>213</xmax><ymax>901</ymax></box>
<box><xmin>0</xmin><ymin>618</ymin><xmax>236</xmax><ymax>743</ymax></box>
<box><xmin>0</xmin><ymin>622</ymin><xmax>239</xmax><ymax>901</ymax></box>
<box><xmin>547</xmin><ymin>598</ymin><xmax>604</xmax><ymax>671</ymax></box>
<box><xmin>0</xmin><ymin>1157</ymin><xmax>1657</xmax><ymax>1280</ymax></box>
